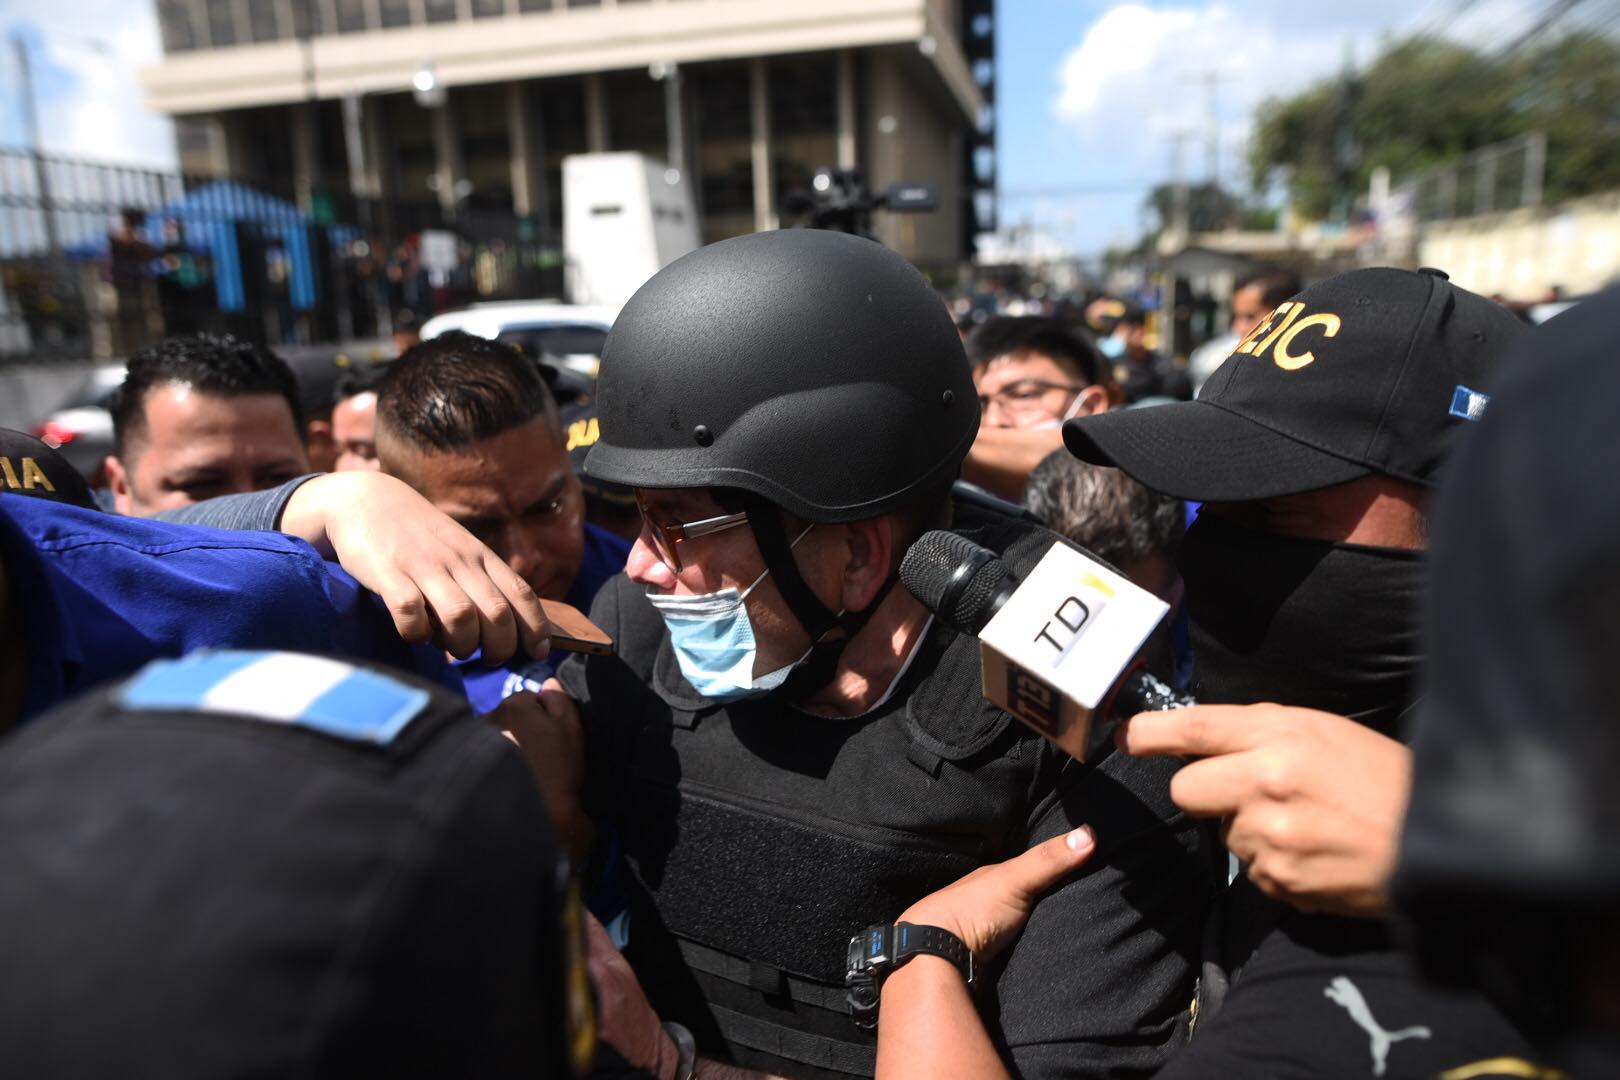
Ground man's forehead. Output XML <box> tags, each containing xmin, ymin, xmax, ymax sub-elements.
<box><xmin>978</xmin><ymin>350</ymin><xmax>1069</xmax><ymax>385</ymax></box>
<box><xmin>138</xmin><ymin>385</ymin><xmax>297</xmax><ymax>436</ymax></box>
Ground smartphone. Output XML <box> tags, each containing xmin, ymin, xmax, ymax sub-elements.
<box><xmin>539</xmin><ymin>597</ymin><xmax>615</xmax><ymax>656</ymax></box>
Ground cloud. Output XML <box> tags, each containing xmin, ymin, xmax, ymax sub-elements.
<box><xmin>2</xmin><ymin>0</ymin><xmax>174</xmax><ymax>167</ymax></box>
<box><xmin>1046</xmin><ymin>0</ymin><xmax>1543</xmax><ymax>202</ymax></box>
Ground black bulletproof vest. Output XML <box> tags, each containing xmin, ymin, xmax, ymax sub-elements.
<box><xmin>584</xmin><ymin>518</ymin><xmax>1082</xmax><ymax>1079</ymax></box>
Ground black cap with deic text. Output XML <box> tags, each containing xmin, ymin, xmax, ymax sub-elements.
<box><xmin>1063</xmin><ymin>267</ymin><xmax>1528</xmax><ymax>501</ymax></box>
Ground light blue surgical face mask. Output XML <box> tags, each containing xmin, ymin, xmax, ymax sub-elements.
<box><xmin>646</xmin><ymin>524</ymin><xmax>830</xmax><ymax>702</ymax></box>
<box><xmin>1098</xmin><ymin>333</ymin><xmax>1126</xmax><ymax>360</ymax></box>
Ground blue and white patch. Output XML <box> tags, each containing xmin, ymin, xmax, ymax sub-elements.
<box><xmin>119</xmin><ymin>650</ymin><xmax>430</xmax><ymax>746</ymax></box>
<box><xmin>1449</xmin><ymin>385</ymin><xmax>1490</xmax><ymax>421</ymax></box>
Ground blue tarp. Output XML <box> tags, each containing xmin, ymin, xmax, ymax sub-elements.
<box><xmin>64</xmin><ymin>180</ymin><xmax>359</xmax><ymax>313</ymax></box>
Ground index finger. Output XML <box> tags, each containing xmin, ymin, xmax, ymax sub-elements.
<box><xmin>482</xmin><ymin>552</ymin><xmax>550</xmax><ymax>661</ymax></box>
<box><xmin>1117</xmin><ymin>704</ymin><xmax>1288</xmax><ymax>759</ymax></box>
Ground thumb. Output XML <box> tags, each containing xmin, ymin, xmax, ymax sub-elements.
<box><xmin>1002</xmin><ymin>826</ymin><xmax>1097</xmax><ymax>899</ymax></box>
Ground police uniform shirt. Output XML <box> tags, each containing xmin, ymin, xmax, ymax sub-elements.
<box><xmin>0</xmin><ymin>495</ymin><xmax>459</xmax><ymax>728</ymax></box>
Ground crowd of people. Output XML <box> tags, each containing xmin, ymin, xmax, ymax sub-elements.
<box><xmin>0</xmin><ymin>225</ymin><xmax>1615</xmax><ymax>1080</ymax></box>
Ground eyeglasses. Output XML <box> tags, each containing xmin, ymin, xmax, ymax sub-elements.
<box><xmin>635</xmin><ymin>492</ymin><xmax>749</xmax><ymax>571</ymax></box>
<box><xmin>977</xmin><ymin>379</ymin><xmax>1086</xmax><ymax>422</ymax></box>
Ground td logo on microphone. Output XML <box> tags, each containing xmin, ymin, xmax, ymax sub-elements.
<box><xmin>979</xmin><ymin>545</ymin><xmax>1168</xmax><ymax>760</ymax></box>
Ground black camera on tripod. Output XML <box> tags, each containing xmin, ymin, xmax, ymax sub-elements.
<box><xmin>780</xmin><ymin>168</ymin><xmax>937</xmax><ymax>240</ymax></box>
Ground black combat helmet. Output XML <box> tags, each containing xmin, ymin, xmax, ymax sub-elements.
<box><xmin>584</xmin><ymin>229</ymin><xmax>979</xmax><ymax>522</ymax></box>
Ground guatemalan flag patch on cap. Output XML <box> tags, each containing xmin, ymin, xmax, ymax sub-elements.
<box><xmin>119</xmin><ymin>650</ymin><xmax>430</xmax><ymax>745</ymax></box>
<box><xmin>1449</xmin><ymin>385</ymin><xmax>1490</xmax><ymax>421</ymax></box>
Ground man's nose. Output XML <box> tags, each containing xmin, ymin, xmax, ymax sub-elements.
<box><xmin>626</xmin><ymin>534</ymin><xmax>677</xmax><ymax>590</ymax></box>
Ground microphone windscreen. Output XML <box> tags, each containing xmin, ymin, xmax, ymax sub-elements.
<box><xmin>900</xmin><ymin>530</ymin><xmax>1009</xmax><ymax>636</ymax></box>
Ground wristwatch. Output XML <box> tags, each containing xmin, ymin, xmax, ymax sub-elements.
<box><xmin>845</xmin><ymin>922</ymin><xmax>975</xmax><ymax>1030</ymax></box>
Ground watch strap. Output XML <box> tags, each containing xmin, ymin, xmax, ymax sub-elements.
<box><xmin>893</xmin><ymin>922</ymin><xmax>974</xmax><ymax>986</ymax></box>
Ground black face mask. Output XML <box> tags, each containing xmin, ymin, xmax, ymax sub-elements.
<box><xmin>1176</xmin><ymin>512</ymin><xmax>1426</xmax><ymax>739</ymax></box>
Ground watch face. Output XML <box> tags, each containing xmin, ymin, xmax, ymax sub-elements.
<box><xmin>846</xmin><ymin>934</ymin><xmax>866</xmax><ymax>973</ymax></box>
<box><xmin>848</xmin><ymin>925</ymin><xmax>893</xmax><ymax>975</ymax></box>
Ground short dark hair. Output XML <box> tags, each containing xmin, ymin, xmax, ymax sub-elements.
<box><xmin>1235</xmin><ymin>268</ymin><xmax>1303</xmax><ymax>310</ymax></box>
<box><xmin>112</xmin><ymin>332</ymin><xmax>303</xmax><ymax>456</ymax></box>
<box><xmin>333</xmin><ymin>362</ymin><xmax>390</xmax><ymax>406</ymax></box>
<box><xmin>964</xmin><ymin>316</ymin><xmax>1104</xmax><ymax>386</ymax></box>
<box><xmin>376</xmin><ymin>331</ymin><xmax>558</xmax><ymax>451</ymax></box>
<box><xmin>1025</xmin><ymin>450</ymin><xmax>1185</xmax><ymax>570</ymax></box>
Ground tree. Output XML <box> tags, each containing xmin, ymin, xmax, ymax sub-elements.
<box><xmin>1250</xmin><ymin>32</ymin><xmax>1620</xmax><ymax>221</ymax></box>
<box><xmin>1144</xmin><ymin>182</ymin><xmax>1241</xmax><ymax>235</ymax></box>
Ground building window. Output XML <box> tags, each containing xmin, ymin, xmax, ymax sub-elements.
<box><xmin>566</xmin><ymin>0</ymin><xmax>601</xmax><ymax>7</ymax></box>
<box><xmin>603</xmin><ymin>69</ymin><xmax>666</xmax><ymax>158</ymax></box>
<box><xmin>290</xmin><ymin>0</ymin><xmax>322</xmax><ymax>37</ymax></box>
<box><xmin>518</xmin><ymin>0</ymin><xmax>553</xmax><ymax>10</ymax></box>
<box><xmin>472</xmin><ymin>0</ymin><xmax>507</xmax><ymax>15</ymax></box>
<box><xmin>539</xmin><ymin>76</ymin><xmax>587</xmax><ymax>237</ymax></box>
<box><xmin>336</xmin><ymin>0</ymin><xmax>369</xmax><ymax>32</ymax></box>
<box><xmin>379</xmin><ymin>0</ymin><xmax>413</xmax><ymax>27</ymax></box>
<box><xmin>245</xmin><ymin>0</ymin><xmax>282</xmax><ymax>41</ymax></box>
<box><xmin>770</xmin><ymin>53</ymin><xmax>838</xmax><ymax>206</ymax></box>
<box><xmin>693</xmin><ymin>61</ymin><xmax>754</xmax><ymax>243</ymax></box>
<box><xmin>206</xmin><ymin>0</ymin><xmax>238</xmax><ymax>47</ymax></box>
<box><xmin>157</xmin><ymin>0</ymin><xmax>197</xmax><ymax>52</ymax></box>
<box><xmin>424</xmin><ymin>0</ymin><xmax>458</xmax><ymax>23</ymax></box>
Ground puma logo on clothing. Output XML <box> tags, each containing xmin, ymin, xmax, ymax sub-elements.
<box><xmin>1324</xmin><ymin>975</ymin><xmax>1432</xmax><ymax>1076</ymax></box>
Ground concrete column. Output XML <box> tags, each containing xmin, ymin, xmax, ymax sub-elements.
<box><xmin>291</xmin><ymin>106</ymin><xmax>315</xmax><ymax>209</ymax></box>
<box><xmin>177</xmin><ymin>114</ymin><xmax>232</xmax><ymax>175</ymax></box>
<box><xmin>836</xmin><ymin>49</ymin><xmax>857</xmax><ymax>170</ymax></box>
<box><xmin>749</xmin><ymin>57</ymin><xmax>776</xmax><ymax>232</ymax></box>
<box><xmin>362</xmin><ymin>95</ymin><xmax>387</xmax><ymax>196</ymax></box>
<box><xmin>342</xmin><ymin>94</ymin><xmax>369</xmax><ymax>197</ymax></box>
<box><xmin>864</xmin><ymin>50</ymin><xmax>905</xmax><ymax>251</ymax></box>
<box><xmin>507</xmin><ymin>81</ymin><xmax>542</xmax><ymax>217</ymax></box>
<box><xmin>430</xmin><ymin>92</ymin><xmax>465</xmax><ymax>216</ymax></box>
<box><xmin>583</xmin><ymin>73</ymin><xmax>609</xmax><ymax>152</ymax></box>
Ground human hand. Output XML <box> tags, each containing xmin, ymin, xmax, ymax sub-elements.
<box><xmin>583</xmin><ymin>912</ymin><xmax>683</xmax><ymax>1080</ymax></box>
<box><xmin>1118</xmin><ymin>703</ymin><xmax>1411</xmax><ymax>917</ymax></box>
<box><xmin>279</xmin><ymin>471</ymin><xmax>549</xmax><ymax>662</ymax></box>
<box><xmin>491</xmin><ymin>680</ymin><xmax>591</xmax><ymax>861</ymax></box>
<box><xmin>898</xmin><ymin>826</ymin><xmax>1096</xmax><ymax>963</ymax></box>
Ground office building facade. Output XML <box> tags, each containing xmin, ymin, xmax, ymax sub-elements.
<box><xmin>142</xmin><ymin>0</ymin><xmax>996</xmax><ymax>269</ymax></box>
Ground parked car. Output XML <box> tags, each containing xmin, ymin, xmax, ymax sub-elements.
<box><xmin>419</xmin><ymin>301</ymin><xmax>615</xmax><ymax>377</ymax></box>
<box><xmin>33</xmin><ymin>363</ymin><xmax>127</xmax><ymax>484</ymax></box>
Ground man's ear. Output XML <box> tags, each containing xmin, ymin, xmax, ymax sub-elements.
<box><xmin>1076</xmin><ymin>384</ymin><xmax>1111</xmax><ymax>417</ymax></box>
<box><xmin>103</xmin><ymin>455</ymin><xmax>135</xmax><ymax>515</ymax></box>
<box><xmin>838</xmin><ymin>516</ymin><xmax>898</xmax><ymax>613</ymax></box>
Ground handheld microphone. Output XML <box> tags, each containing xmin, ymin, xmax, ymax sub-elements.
<box><xmin>901</xmin><ymin>531</ymin><xmax>1192</xmax><ymax>759</ymax></box>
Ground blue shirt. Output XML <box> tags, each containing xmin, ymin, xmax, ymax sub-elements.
<box><xmin>0</xmin><ymin>495</ymin><xmax>458</xmax><ymax>726</ymax></box>
<box><xmin>458</xmin><ymin>521</ymin><xmax>631</xmax><ymax>713</ymax></box>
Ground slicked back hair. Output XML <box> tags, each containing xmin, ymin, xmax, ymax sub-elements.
<box><xmin>964</xmin><ymin>316</ymin><xmax>1104</xmax><ymax>387</ymax></box>
<box><xmin>376</xmin><ymin>331</ymin><xmax>560</xmax><ymax>452</ymax></box>
<box><xmin>111</xmin><ymin>333</ymin><xmax>303</xmax><ymax>456</ymax></box>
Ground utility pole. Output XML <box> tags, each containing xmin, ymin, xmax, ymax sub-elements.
<box><xmin>1199</xmin><ymin>70</ymin><xmax>1235</xmax><ymax>187</ymax></box>
<box><xmin>11</xmin><ymin>33</ymin><xmax>63</xmax><ymax>275</ymax></box>
<box><xmin>297</xmin><ymin>0</ymin><xmax>322</xmax><ymax>214</ymax></box>
<box><xmin>650</xmin><ymin>61</ymin><xmax>685</xmax><ymax>180</ymax></box>
<box><xmin>1168</xmin><ymin>130</ymin><xmax>1193</xmax><ymax>237</ymax></box>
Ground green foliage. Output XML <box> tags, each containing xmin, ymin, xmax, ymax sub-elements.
<box><xmin>1250</xmin><ymin>32</ymin><xmax>1620</xmax><ymax>220</ymax></box>
<box><xmin>1144</xmin><ymin>181</ymin><xmax>1243</xmax><ymax>234</ymax></box>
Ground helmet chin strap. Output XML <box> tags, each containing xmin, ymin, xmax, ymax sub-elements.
<box><xmin>742</xmin><ymin>493</ymin><xmax>901</xmax><ymax>694</ymax></box>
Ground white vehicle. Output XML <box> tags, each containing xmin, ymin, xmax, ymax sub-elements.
<box><xmin>418</xmin><ymin>302</ymin><xmax>616</xmax><ymax>377</ymax></box>
<box><xmin>563</xmin><ymin>152</ymin><xmax>700</xmax><ymax>312</ymax></box>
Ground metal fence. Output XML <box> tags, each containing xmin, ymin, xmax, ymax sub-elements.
<box><xmin>1392</xmin><ymin>132</ymin><xmax>1548</xmax><ymax>224</ymax></box>
<box><xmin>0</xmin><ymin>147</ymin><xmax>565</xmax><ymax>366</ymax></box>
